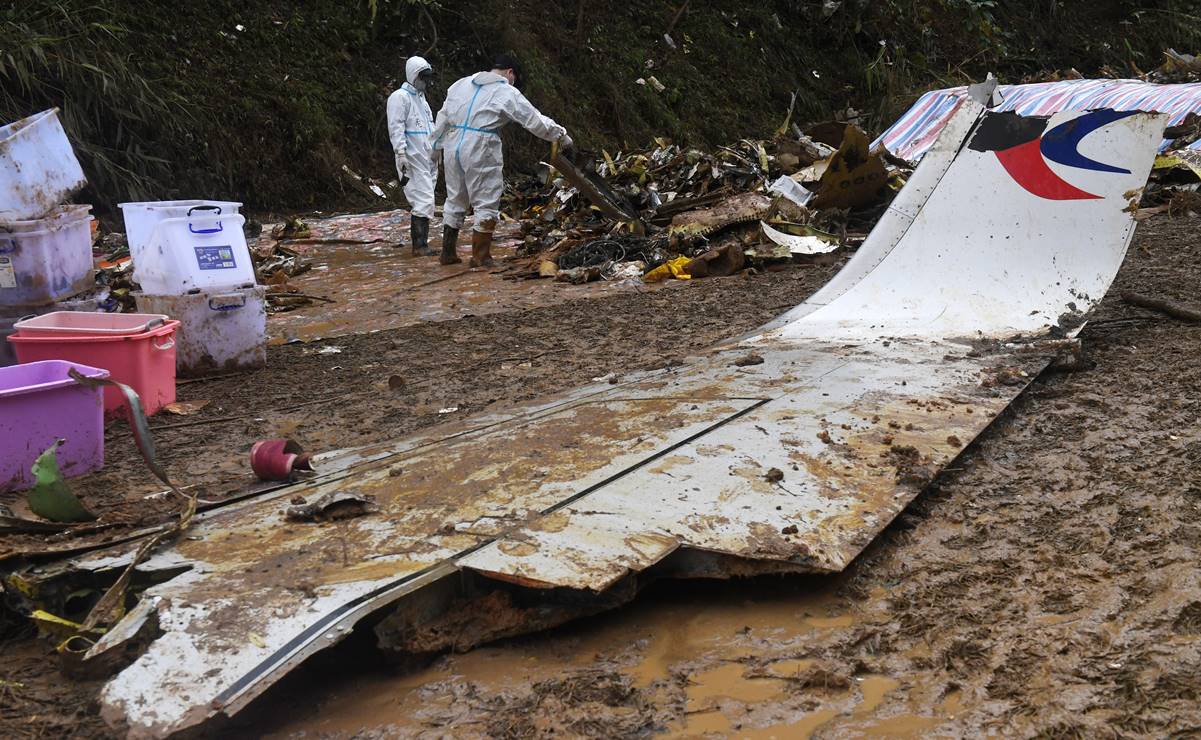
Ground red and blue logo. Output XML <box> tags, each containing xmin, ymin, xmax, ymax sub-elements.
<box><xmin>968</xmin><ymin>110</ymin><xmax>1138</xmax><ymax>200</ymax></box>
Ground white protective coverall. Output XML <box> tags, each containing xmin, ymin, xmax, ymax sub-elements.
<box><xmin>432</xmin><ymin>71</ymin><xmax>567</xmax><ymax>231</ymax></box>
<box><xmin>386</xmin><ymin>56</ymin><xmax>437</xmax><ymax>219</ymax></box>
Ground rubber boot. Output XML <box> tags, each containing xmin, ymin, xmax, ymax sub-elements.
<box><xmin>440</xmin><ymin>225</ymin><xmax>462</xmax><ymax>265</ymax></box>
<box><xmin>410</xmin><ymin>216</ymin><xmax>434</xmax><ymax>257</ymax></box>
<box><xmin>470</xmin><ymin>228</ymin><xmax>496</xmax><ymax>268</ymax></box>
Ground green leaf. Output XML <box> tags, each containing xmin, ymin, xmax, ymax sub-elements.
<box><xmin>26</xmin><ymin>441</ymin><xmax>97</xmax><ymax>523</ymax></box>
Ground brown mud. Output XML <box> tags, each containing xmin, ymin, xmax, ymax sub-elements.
<box><xmin>4</xmin><ymin>215</ymin><xmax>1201</xmax><ymax>738</ymax></box>
<box><xmin>266</xmin><ymin>214</ymin><xmax>660</xmax><ymax>345</ymax></box>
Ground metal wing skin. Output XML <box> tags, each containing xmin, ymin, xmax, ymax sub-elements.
<box><xmin>27</xmin><ymin>101</ymin><xmax>1164</xmax><ymax>737</ymax></box>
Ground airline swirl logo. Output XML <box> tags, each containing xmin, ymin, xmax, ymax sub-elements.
<box><xmin>968</xmin><ymin>110</ymin><xmax>1139</xmax><ymax>200</ymax></box>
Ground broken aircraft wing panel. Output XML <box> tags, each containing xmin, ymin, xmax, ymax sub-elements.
<box><xmin>458</xmin><ymin>338</ymin><xmax>1028</xmax><ymax>589</ymax></box>
<box><xmin>94</xmin><ymin>339</ymin><xmax>1032</xmax><ymax>735</ymax></box>
<box><xmin>53</xmin><ymin>105</ymin><xmax>1166</xmax><ymax>738</ymax></box>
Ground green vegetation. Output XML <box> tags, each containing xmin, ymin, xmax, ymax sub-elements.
<box><xmin>2</xmin><ymin>1</ymin><xmax>1198</xmax><ymax>213</ymax></box>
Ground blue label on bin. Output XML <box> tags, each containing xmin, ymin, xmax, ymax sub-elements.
<box><xmin>194</xmin><ymin>245</ymin><xmax>237</xmax><ymax>270</ymax></box>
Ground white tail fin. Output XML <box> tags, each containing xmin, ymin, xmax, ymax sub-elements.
<box><xmin>768</xmin><ymin>101</ymin><xmax>1166</xmax><ymax>340</ymax></box>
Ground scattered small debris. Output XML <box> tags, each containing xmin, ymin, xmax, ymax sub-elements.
<box><xmin>162</xmin><ymin>400</ymin><xmax>211</xmax><ymax>416</ymax></box>
<box><xmin>886</xmin><ymin>444</ymin><xmax>936</xmax><ymax>486</ymax></box>
<box><xmin>271</xmin><ymin>217</ymin><xmax>311</xmax><ymax>240</ymax></box>
<box><xmin>980</xmin><ymin>365</ymin><xmax>1029</xmax><ymax>388</ymax></box>
<box><xmin>733</xmin><ymin>353</ymin><xmax>765</xmax><ymax>367</ymax></box>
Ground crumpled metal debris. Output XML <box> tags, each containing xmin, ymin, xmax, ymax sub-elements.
<box><xmin>271</xmin><ymin>217</ymin><xmax>311</xmax><ymax>240</ymax></box>
<box><xmin>669</xmin><ymin>192</ymin><xmax>772</xmax><ymax>244</ymax></box>
<box><xmin>761</xmin><ymin>221</ymin><xmax>839</xmax><ymax>255</ymax></box>
<box><xmin>683</xmin><ymin>243</ymin><xmax>745</xmax><ymax>278</ymax></box>
<box><xmin>254</xmin><ymin>242</ymin><xmax>312</xmax><ymax>282</ymax></box>
<box><xmin>503</xmin><ymin>122</ymin><xmax>907</xmax><ymax>284</ymax></box>
<box><xmin>285</xmin><ymin>491</ymin><xmax>377</xmax><ymax>522</ymax></box>
<box><xmin>1148</xmin><ymin>49</ymin><xmax>1201</xmax><ymax>84</ymax></box>
<box><xmin>1137</xmin><ymin>140</ymin><xmax>1201</xmax><ymax>218</ymax></box>
<box><xmin>555</xmin><ymin>265</ymin><xmax>604</xmax><ymax>284</ymax></box>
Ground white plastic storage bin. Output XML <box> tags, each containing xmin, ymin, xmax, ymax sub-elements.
<box><xmin>0</xmin><ymin>205</ymin><xmax>95</xmax><ymax>308</ymax></box>
<box><xmin>0</xmin><ymin>109</ymin><xmax>87</xmax><ymax>222</ymax></box>
<box><xmin>135</xmin><ymin>286</ymin><xmax>266</xmax><ymax>377</ymax></box>
<box><xmin>131</xmin><ymin>212</ymin><xmax>256</xmax><ymax>295</ymax></box>
<box><xmin>1</xmin><ymin>204</ymin><xmax>93</xmax><ymax>234</ymax></box>
<box><xmin>118</xmin><ymin>200</ymin><xmax>242</xmax><ymax>254</ymax></box>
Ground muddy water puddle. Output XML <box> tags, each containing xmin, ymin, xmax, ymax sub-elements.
<box><xmin>262</xmin><ymin>210</ymin><xmax>659</xmax><ymax>345</ymax></box>
<box><xmin>247</xmin><ymin>577</ymin><xmax>970</xmax><ymax>738</ymax></box>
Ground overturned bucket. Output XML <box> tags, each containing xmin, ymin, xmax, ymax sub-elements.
<box><xmin>250</xmin><ymin>439</ymin><xmax>313</xmax><ymax>481</ymax></box>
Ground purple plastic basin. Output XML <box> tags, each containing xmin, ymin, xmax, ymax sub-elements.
<box><xmin>0</xmin><ymin>359</ymin><xmax>108</xmax><ymax>493</ymax></box>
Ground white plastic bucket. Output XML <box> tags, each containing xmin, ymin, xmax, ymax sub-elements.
<box><xmin>135</xmin><ymin>286</ymin><xmax>267</xmax><ymax>377</ymax></box>
<box><xmin>0</xmin><ymin>109</ymin><xmax>87</xmax><ymax>222</ymax></box>
<box><xmin>118</xmin><ymin>200</ymin><xmax>242</xmax><ymax>254</ymax></box>
<box><xmin>132</xmin><ymin>213</ymin><xmax>256</xmax><ymax>295</ymax></box>
<box><xmin>0</xmin><ymin>207</ymin><xmax>95</xmax><ymax>308</ymax></box>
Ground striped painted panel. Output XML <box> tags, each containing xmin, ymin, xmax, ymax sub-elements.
<box><xmin>873</xmin><ymin>79</ymin><xmax>1201</xmax><ymax>161</ymax></box>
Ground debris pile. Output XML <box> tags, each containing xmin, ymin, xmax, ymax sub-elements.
<box><xmin>251</xmin><ymin>240</ymin><xmax>324</xmax><ymax>313</ymax></box>
<box><xmin>55</xmin><ymin>231</ymin><xmax>138</xmax><ymax>313</ymax></box>
<box><xmin>502</xmin><ymin>121</ymin><xmax>909</xmax><ymax>283</ymax></box>
<box><xmin>1139</xmin><ymin>50</ymin><xmax>1201</xmax><ymax>220</ymax></box>
<box><xmin>78</xmin><ymin>221</ymin><xmax>327</xmax><ymax>314</ymax></box>
<box><xmin>1139</xmin><ymin>111</ymin><xmax>1201</xmax><ymax>219</ymax></box>
<box><xmin>1146</xmin><ymin>49</ymin><xmax>1201</xmax><ymax>84</ymax></box>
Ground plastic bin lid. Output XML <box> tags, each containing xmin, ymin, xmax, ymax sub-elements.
<box><xmin>0</xmin><ymin>359</ymin><xmax>109</xmax><ymax>400</ymax></box>
<box><xmin>13</xmin><ymin>311</ymin><xmax>169</xmax><ymax>335</ymax></box>
<box><xmin>0</xmin><ymin>204</ymin><xmax>93</xmax><ymax>234</ymax></box>
<box><xmin>117</xmin><ymin>199</ymin><xmax>242</xmax><ymax>210</ymax></box>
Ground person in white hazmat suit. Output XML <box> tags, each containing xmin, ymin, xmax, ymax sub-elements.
<box><xmin>387</xmin><ymin>56</ymin><xmax>438</xmax><ymax>256</ymax></box>
<box><xmin>431</xmin><ymin>54</ymin><xmax>572</xmax><ymax>266</ymax></box>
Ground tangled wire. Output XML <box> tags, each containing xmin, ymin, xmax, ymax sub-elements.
<box><xmin>557</xmin><ymin>236</ymin><xmax>666</xmax><ymax>270</ymax></box>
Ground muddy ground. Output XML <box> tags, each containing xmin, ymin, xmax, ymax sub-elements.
<box><xmin>4</xmin><ymin>214</ymin><xmax>1201</xmax><ymax>738</ymax></box>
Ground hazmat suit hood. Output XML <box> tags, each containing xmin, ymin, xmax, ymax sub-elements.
<box><xmin>471</xmin><ymin>71</ymin><xmax>508</xmax><ymax>86</ymax></box>
<box><xmin>405</xmin><ymin>56</ymin><xmax>433</xmax><ymax>91</ymax></box>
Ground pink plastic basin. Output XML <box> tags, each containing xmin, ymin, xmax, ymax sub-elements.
<box><xmin>0</xmin><ymin>360</ymin><xmax>108</xmax><ymax>493</ymax></box>
<box><xmin>14</xmin><ymin>311</ymin><xmax>169</xmax><ymax>337</ymax></box>
<box><xmin>8</xmin><ymin>320</ymin><xmax>180</xmax><ymax>416</ymax></box>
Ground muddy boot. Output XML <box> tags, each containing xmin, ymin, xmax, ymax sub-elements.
<box><xmin>439</xmin><ymin>225</ymin><xmax>462</xmax><ymax>265</ymax></box>
<box><xmin>409</xmin><ymin>216</ymin><xmax>434</xmax><ymax>257</ymax></box>
<box><xmin>470</xmin><ymin>223</ymin><xmax>496</xmax><ymax>268</ymax></box>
